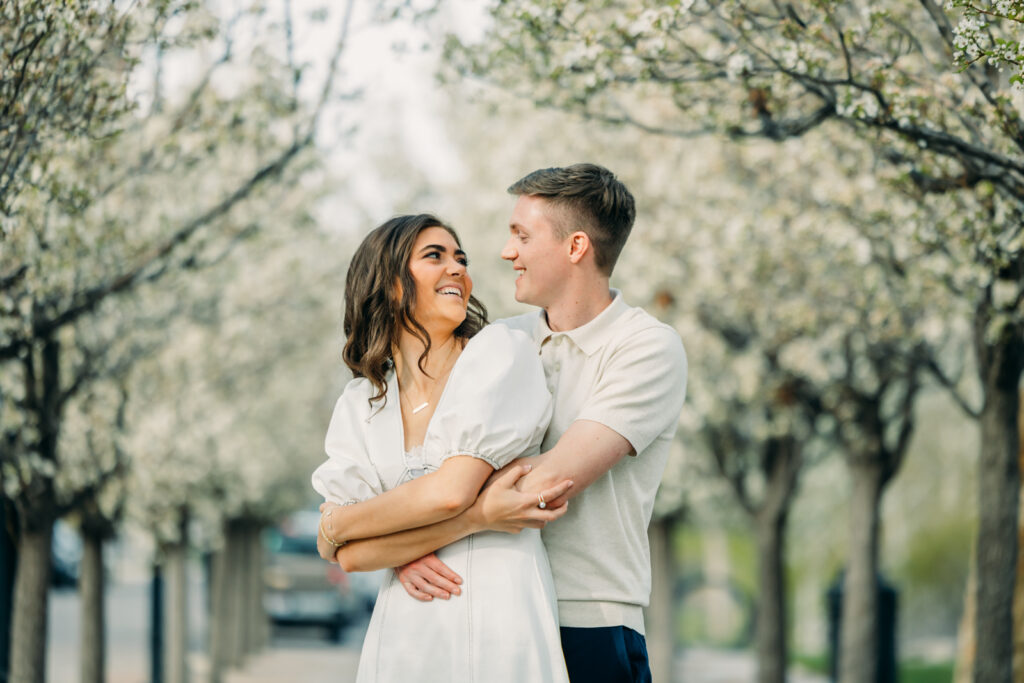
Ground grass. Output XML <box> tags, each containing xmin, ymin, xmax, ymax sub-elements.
<box><xmin>791</xmin><ymin>654</ymin><xmax>954</xmax><ymax>683</ymax></box>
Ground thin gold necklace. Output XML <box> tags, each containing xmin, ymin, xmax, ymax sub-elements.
<box><xmin>399</xmin><ymin>339</ymin><xmax>459</xmax><ymax>415</ymax></box>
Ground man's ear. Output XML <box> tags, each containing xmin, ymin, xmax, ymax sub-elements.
<box><xmin>567</xmin><ymin>231</ymin><xmax>591</xmax><ymax>264</ymax></box>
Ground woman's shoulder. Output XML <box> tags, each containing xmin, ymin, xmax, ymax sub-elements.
<box><xmin>463</xmin><ymin>323</ymin><xmax>538</xmax><ymax>357</ymax></box>
<box><xmin>333</xmin><ymin>374</ymin><xmax>385</xmax><ymax>416</ymax></box>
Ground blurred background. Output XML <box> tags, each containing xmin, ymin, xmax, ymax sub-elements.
<box><xmin>1</xmin><ymin>1</ymin><xmax>1022</xmax><ymax>682</ymax></box>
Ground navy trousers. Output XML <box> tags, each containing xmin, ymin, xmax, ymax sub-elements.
<box><xmin>560</xmin><ymin>626</ymin><xmax>652</xmax><ymax>683</ymax></box>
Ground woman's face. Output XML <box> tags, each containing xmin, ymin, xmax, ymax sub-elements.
<box><xmin>404</xmin><ymin>226</ymin><xmax>473</xmax><ymax>334</ymax></box>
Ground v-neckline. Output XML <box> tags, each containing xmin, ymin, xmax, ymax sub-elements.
<box><xmin>391</xmin><ymin>344</ymin><xmax>465</xmax><ymax>453</ymax></box>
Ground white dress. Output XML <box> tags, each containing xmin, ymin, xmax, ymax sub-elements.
<box><xmin>312</xmin><ymin>325</ymin><xmax>569</xmax><ymax>683</ymax></box>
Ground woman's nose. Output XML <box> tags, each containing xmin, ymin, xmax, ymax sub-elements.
<box><xmin>500</xmin><ymin>242</ymin><xmax>516</xmax><ymax>260</ymax></box>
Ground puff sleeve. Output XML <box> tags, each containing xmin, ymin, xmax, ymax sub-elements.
<box><xmin>423</xmin><ymin>325</ymin><xmax>552</xmax><ymax>469</ymax></box>
<box><xmin>311</xmin><ymin>379</ymin><xmax>384</xmax><ymax>505</ymax></box>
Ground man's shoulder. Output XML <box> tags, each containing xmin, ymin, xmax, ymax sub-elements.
<box><xmin>609</xmin><ymin>304</ymin><xmax>685</xmax><ymax>359</ymax></box>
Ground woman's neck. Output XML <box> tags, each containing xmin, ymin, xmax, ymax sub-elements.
<box><xmin>392</xmin><ymin>328</ymin><xmax>460</xmax><ymax>389</ymax></box>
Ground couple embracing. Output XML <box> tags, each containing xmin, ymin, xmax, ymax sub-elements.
<box><xmin>311</xmin><ymin>163</ymin><xmax>687</xmax><ymax>683</ymax></box>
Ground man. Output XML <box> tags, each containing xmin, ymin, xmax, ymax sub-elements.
<box><xmin>321</xmin><ymin>163</ymin><xmax>686</xmax><ymax>682</ymax></box>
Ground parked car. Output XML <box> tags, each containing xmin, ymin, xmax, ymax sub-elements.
<box><xmin>50</xmin><ymin>520</ymin><xmax>82</xmax><ymax>589</ymax></box>
<box><xmin>263</xmin><ymin>509</ymin><xmax>361</xmax><ymax>642</ymax></box>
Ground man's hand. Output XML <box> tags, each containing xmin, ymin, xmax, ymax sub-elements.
<box><xmin>316</xmin><ymin>501</ymin><xmax>343</xmax><ymax>562</ymax></box>
<box><xmin>395</xmin><ymin>553</ymin><xmax>464</xmax><ymax>601</ymax></box>
<box><xmin>470</xmin><ymin>464</ymin><xmax>573</xmax><ymax>534</ymax></box>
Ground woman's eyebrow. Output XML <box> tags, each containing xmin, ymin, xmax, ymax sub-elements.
<box><xmin>418</xmin><ymin>244</ymin><xmax>467</xmax><ymax>258</ymax></box>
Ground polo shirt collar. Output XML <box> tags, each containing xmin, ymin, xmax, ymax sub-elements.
<box><xmin>531</xmin><ymin>289</ymin><xmax>628</xmax><ymax>356</ymax></box>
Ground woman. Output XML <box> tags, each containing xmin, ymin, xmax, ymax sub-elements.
<box><xmin>311</xmin><ymin>214</ymin><xmax>572</xmax><ymax>682</ymax></box>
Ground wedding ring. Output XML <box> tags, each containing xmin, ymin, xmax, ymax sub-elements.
<box><xmin>537</xmin><ymin>494</ymin><xmax>547</xmax><ymax>509</ymax></box>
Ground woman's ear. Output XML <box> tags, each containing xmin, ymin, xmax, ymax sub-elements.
<box><xmin>567</xmin><ymin>231</ymin><xmax>591</xmax><ymax>264</ymax></box>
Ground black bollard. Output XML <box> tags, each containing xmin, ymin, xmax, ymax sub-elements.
<box><xmin>826</xmin><ymin>572</ymin><xmax>899</xmax><ymax>683</ymax></box>
<box><xmin>151</xmin><ymin>564</ymin><xmax>164</xmax><ymax>683</ymax></box>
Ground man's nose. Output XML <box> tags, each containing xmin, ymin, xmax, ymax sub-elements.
<box><xmin>500</xmin><ymin>241</ymin><xmax>516</xmax><ymax>261</ymax></box>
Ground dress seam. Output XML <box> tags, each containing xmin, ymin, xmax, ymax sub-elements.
<box><xmin>375</xmin><ymin>572</ymin><xmax>394</xmax><ymax>677</ymax></box>
<box><xmin>467</xmin><ymin>534</ymin><xmax>474</xmax><ymax>682</ymax></box>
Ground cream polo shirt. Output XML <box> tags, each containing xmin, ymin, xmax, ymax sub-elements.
<box><xmin>496</xmin><ymin>291</ymin><xmax>687</xmax><ymax>635</ymax></box>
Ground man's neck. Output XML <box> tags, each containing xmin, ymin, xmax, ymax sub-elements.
<box><xmin>543</xmin><ymin>281</ymin><xmax>614</xmax><ymax>332</ymax></box>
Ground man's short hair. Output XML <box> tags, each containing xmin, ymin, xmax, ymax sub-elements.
<box><xmin>508</xmin><ymin>163</ymin><xmax>636</xmax><ymax>275</ymax></box>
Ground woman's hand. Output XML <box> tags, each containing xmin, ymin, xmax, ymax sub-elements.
<box><xmin>468</xmin><ymin>464</ymin><xmax>573</xmax><ymax>534</ymax></box>
<box><xmin>316</xmin><ymin>501</ymin><xmax>345</xmax><ymax>562</ymax></box>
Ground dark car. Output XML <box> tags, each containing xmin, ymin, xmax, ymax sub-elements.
<box><xmin>50</xmin><ymin>520</ymin><xmax>82</xmax><ymax>589</ymax></box>
<box><xmin>263</xmin><ymin>509</ymin><xmax>361</xmax><ymax>641</ymax></box>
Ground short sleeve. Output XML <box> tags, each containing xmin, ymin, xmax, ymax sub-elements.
<box><xmin>311</xmin><ymin>379</ymin><xmax>384</xmax><ymax>505</ymax></box>
<box><xmin>424</xmin><ymin>325</ymin><xmax>552</xmax><ymax>469</ymax></box>
<box><xmin>576</xmin><ymin>325</ymin><xmax>687</xmax><ymax>456</ymax></box>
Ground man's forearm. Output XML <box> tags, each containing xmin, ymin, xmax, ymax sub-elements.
<box><xmin>516</xmin><ymin>420</ymin><xmax>634</xmax><ymax>499</ymax></box>
<box><xmin>336</xmin><ymin>509</ymin><xmax>481</xmax><ymax>572</ymax></box>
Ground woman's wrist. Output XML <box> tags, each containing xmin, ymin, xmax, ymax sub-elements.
<box><xmin>320</xmin><ymin>507</ymin><xmax>347</xmax><ymax>547</ymax></box>
<box><xmin>462</xmin><ymin>500</ymin><xmax>490</xmax><ymax>534</ymax></box>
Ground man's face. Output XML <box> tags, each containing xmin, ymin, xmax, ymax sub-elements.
<box><xmin>501</xmin><ymin>195</ymin><xmax>571</xmax><ymax>307</ymax></box>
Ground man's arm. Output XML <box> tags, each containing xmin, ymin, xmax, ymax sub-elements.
<box><xmin>392</xmin><ymin>424</ymin><xmax>626</xmax><ymax>602</ymax></box>
<box><xmin>317</xmin><ymin>466</ymin><xmax>574</xmax><ymax>580</ymax></box>
<box><xmin>508</xmin><ymin>418</ymin><xmax>634</xmax><ymax>504</ymax></box>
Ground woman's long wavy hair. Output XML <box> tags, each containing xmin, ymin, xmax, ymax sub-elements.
<box><xmin>342</xmin><ymin>214</ymin><xmax>488</xmax><ymax>406</ymax></box>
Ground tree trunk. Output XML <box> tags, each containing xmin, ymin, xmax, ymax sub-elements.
<box><xmin>646</xmin><ymin>514</ymin><xmax>680</xmax><ymax>681</ymax></box>
<box><xmin>79</xmin><ymin>529</ymin><xmax>105</xmax><ymax>683</ymax></box>
<box><xmin>1014</xmin><ymin>487</ymin><xmax>1023</xmax><ymax>683</ymax></box>
<box><xmin>1012</xmin><ymin>395</ymin><xmax>1024</xmax><ymax>683</ymax></box>
<box><xmin>754</xmin><ymin>510</ymin><xmax>787</xmax><ymax>683</ymax></box>
<box><xmin>206</xmin><ymin>544</ymin><xmax>228</xmax><ymax>683</ymax></box>
<box><xmin>838</xmin><ymin>462</ymin><xmax>885</xmax><ymax>683</ymax></box>
<box><xmin>753</xmin><ymin>436</ymin><xmax>801</xmax><ymax>683</ymax></box>
<box><xmin>954</xmin><ymin>553</ymin><xmax>977</xmax><ymax>683</ymax></box>
<box><xmin>244</xmin><ymin>523</ymin><xmax>265</xmax><ymax>655</ymax></box>
<box><xmin>9</xmin><ymin>522</ymin><xmax>53</xmax><ymax>683</ymax></box>
<box><xmin>224</xmin><ymin>522</ymin><xmax>245</xmax><ymax>668</ymax></box>
<box><xmin>164</xmin><ymin>540</ymin><xmax>188</xmax><ymax>683</ymax></box>
<box><xmin>237</xmin><ymin>524</ymin><xmax>255</xmax><ymax>657</ymax></box>
<box><xmin>972</xmin><ymin>326</ymin><xmax>1022</xmax><ymax>683</ymax></box>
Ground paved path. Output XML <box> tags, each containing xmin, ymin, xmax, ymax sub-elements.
<box><xmin>210</xmin><ymin>643</ymin><xmax>829</xmax><ymax>683</ymax></box>
<box><xmin>47</xmin><ymin>579</ymin><xmax>828</xmax><ymax>683</ymax></box>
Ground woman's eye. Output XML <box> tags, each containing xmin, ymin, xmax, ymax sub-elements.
<box><xmin>426</xmin><ymin>252</ymin><xmax>440</xmax><ymax>259</ymax></box>
<box><xmin>458</xmin><ymin>257</ymin><xmax>469</xmax><ymax>266</ymax></box>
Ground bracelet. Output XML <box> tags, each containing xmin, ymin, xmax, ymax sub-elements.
<box><xmin>319</xmin><ymin>516</ymin><xmax>345</xmax><ymax>548</ymax></box>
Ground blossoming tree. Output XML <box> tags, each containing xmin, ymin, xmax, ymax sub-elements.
<box><xmin>0</xmin><ymin>1</ymin><xmax>354</xmax><ymax>679</ymax></box>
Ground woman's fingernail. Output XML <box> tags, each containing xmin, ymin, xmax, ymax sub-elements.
<box><xmin>523</xmin><ymin>464</ymin><xmax>532</xmax><ymax>472</ymax></box>
<box><xmin>453</xmin><ymin>588</ymin><xmax>461</xmax><ymax>595</ymax></box>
